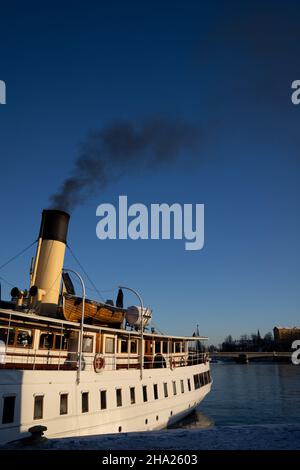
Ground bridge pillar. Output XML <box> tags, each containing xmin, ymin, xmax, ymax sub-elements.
<box><xmin>235</xmin><ymin>353</ymin><xmax>249</xmax><ymax>364</ymax></box>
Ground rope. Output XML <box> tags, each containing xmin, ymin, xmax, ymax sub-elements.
<box><xmin>69</xmin><ymin>277</ymin><xmax>98</xmax><ymax>294</ymax></box>
<box><xmin>69</xmin><ymin>277</ymin><xmax>117</xmax><ymax>296</ymax></box>
<box><xmin>67</xmin><ymin>244</ymin><xmax>105</xmax><ymax>301</ymax></box>
<box><xmin>150</xmin><ymin>319</ymin><xmax>165</xmax><ymax>335</ymax></box>
<box><xmin>0</xmin><ymin>240</ymin><xmax>37</xmax><ymax>271</ymax></box>
<box><xmin>0</xmin><ymin>274</ymin><xmax>15</xmax><ymax>288</ymax></box>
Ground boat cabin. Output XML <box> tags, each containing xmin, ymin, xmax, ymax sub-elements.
<box><xmin>0</xmin><ymin>308</ymin><xmax>208</xmax><ymax>372</ymax></box>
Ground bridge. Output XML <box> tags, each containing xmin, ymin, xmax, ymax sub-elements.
<box><xmin>210</xmin><ymin>351</ymin><xmax>292</xmax><ymax>363</ymax></box>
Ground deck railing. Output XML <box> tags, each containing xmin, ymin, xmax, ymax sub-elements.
<box><xmin>0</xmin><ymin>350</ymin><xmax>209</xmax><ymax>372</ymax></box>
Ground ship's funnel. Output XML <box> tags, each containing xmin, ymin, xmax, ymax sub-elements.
<box><xmin>30</xmin><ymin>209</ymin><xmax>70</xmax><ymax>316</ymax></box>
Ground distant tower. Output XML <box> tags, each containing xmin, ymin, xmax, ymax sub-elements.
<box><xmin>257</xmin><ymin>330</ymin><xmax>261</xmax><ymax>341</ymax></box>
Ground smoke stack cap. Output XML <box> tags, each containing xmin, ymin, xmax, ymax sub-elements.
<box><xmin>40</xmin><ymin>210</ymin><xmax>70</xmax><ymax>244</ymax></box>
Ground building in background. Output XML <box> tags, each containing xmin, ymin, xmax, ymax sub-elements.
<box><xmin>273</xmin><ymin>327</ymin><xmax>300</xmax><ymax>350</ymax></box>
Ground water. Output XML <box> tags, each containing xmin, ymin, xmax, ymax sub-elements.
<box><xmin>173</xmin><ymin>362</ymin><xmax>300</xmax><ymax>429</ymax></box>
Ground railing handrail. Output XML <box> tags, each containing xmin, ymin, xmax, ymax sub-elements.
<box><xmin>0</xmin><ymin>350</ymin><xmax>209</xmax><ymax>371</ymax></box>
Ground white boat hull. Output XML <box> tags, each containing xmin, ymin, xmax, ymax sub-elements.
<box><xmin>0</xmin><ymin>363</ymin><xmax>211</xmax><ymax>444</ymax></box>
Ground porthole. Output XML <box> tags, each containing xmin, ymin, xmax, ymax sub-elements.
<box><xmin>118</xmin><ymin>426</ymin><xmax>122</xmax><ymax>432</ymax></box>
<box><xmin>170</xmin><ymin>411</ymin><xmax>173</xmax><ymax>416</ymax></box>
<box><xmin>156</xmin><ymin>415</ymin><xmax>159</xmax><ymax>421</ymax></box>
<box><xmin>145</xmin><ymin>419</ymin><xmax>148</xmax><ymax>424</ymax></box>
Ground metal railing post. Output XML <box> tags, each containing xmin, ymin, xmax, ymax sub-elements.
<box><xmin>119</xmin><ymin>285</ymin><xmax>144</xmax><ymax>380</ymax></box>
<box><xmin>63</xmin><ymin>269</ymin><xmax>86</xmax><ymax>384</ymax></box>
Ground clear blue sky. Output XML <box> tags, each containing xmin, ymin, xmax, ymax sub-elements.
<box><xmin>0</xmin><ymin>0</ymin><xmax>299</xmax><ymax>345</ymax></box>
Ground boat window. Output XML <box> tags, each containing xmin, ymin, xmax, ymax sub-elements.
<box><xmin>105</xmin><ymin>337</ymin><xmax>115</xmax><ymax>353</ymax></box>
<box><xmin>82</xmin><ymin>336</ymin><xmax>93</xmax><ymax>353</ymax></box>
<box><xmin>153</xmin><ymin>354</ymin><xmax>166</xmax><ymax>369</ymax></box>
<box><xmin>130</xmin><ymin>340</ymin><xmax>137</xmax><ymax>354</ymax></box>
<box><xmin>120</xmin><ymin>339</ymin><xmax>128</xmax><ymax>353</ymax></box>
<box><xmin>34</xmin><ymin>395</ymin><xmax>44</xmax><ymax>420</ymax></box>
<box><xmin>0</xmin><ymin>327</ymin><xmax>15</xmax><ymax>346</ymax></box>
<box><xmin>60</xmin><ymin>394</ymin><xmax>68</xmax><ymax>415</ymax></box>
<box><xmin>153</xmin><ymin>384</ymin><xmax>159</xmax><ymax>400</ymax></box>
<box><xmin>199</xmin><ymin>373</ymin><xmax>204</xmax><ymax>387</ymax></box>
<box><xmin>172</xmin><ymin>381</ymin><xmax>177</xmax><ymax>395</ymax></box>
<box><xmin>116</xmin><ymin>388</ymin><xmax>122</xmax><ymax>407</ymax></box>
<box><xmin>100</xmin><ymin>390</ymin><xmax>107</xmax><ymax>410</ymax></box>
<box><xmin>142</xmin><ymin>385</ymin><xmax>148</xmax><ymax>402</ymax></box>
<box><xmin>39</xmin><ymin>333</ymin><xmax>54</xmax><ymax>349</ymax></box>
<box><xmin>193</xmin><ymin>374</ymin><xmax>200</xmax><ymax>390</ymax></box>
<box><xmin>130</xmin><ymin>387</ymin><xmax>136</xmax><ymax>404</ymax></box>
<box><xmin>39</xmin><ymin>332</ymin><xmax>69</xmax><ymax>350</ymax></box>
<box><xmin>155</xmin><ymin>341</ymin><xmax>161</xmax><ymax>354</ymax></box>
<box><xmin>2</xmin><ymin>396</ymin><xmax>15</xmax><ymax>424</ymax></box>
<box><xmin>199</xmin><ymin>374</ymin><xmax>203</xmax><ymax>389</ymax></box>
<box><xmin>180</xmin><ymin>380</ymin><xmax>184</xmax><ymax>393</ymax></box>
<box><xmin>54</xmin><ymin>334</ymin><xmax>68</xmax><ymax>350</ymax></box>
<box><xmin>16</xmin><ymin>329</ymin><xmax>33</xmax><ymax>348</ymax></box>
<box><xmin>82</xmin><ymin>392</ymin><xmax>89</xmax><ymax>413</ymax></box>
<box><xmin>162</xmin><ymin>341</ymin><xmax>168</xmax><ymax>354</ymax></box>
<box><xmin>175</xmin><ymin>342</ymin><xmax>181</xmax><ymax>353</ymax></box>
<box><xmin>187</xmin><ymin>378</ymin><xmax>191</xmax><ymax>391</ymax></box>
<box><xmin>163</xmin><ymin>382</ymin><xmax>168</xmax><ymax>398</ymax></box>
<box><xmin>0</xmin><ymin>327</ymin><xmax>33</xmax><ymax>348</ymax></box>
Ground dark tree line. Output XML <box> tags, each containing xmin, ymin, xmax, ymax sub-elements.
<box><xmin>217</xmin><ymin>330</ymin><xmax>275</xmax><ymax>352</ymax></box>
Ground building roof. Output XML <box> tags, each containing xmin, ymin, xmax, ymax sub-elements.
<box><xmin>274</xmin><ymin>326</ymin><xmax>300</xmax><ymax>330</ymax></box>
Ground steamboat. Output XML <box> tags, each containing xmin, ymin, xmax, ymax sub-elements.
<box><xmin>0</xmin><ymin>210</ymin><xmax>211</xmax><ymax>444</ymax></box>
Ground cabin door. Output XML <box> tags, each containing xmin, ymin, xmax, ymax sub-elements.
<box><xmin>144</xmin><ymin>339</ymin><xmax>153</xmax><ymax>369</ymax></box>
<box><xmin>145</xmin><ymin>340</ymin><xmax>153</xmax><ymax>356</ymax></box>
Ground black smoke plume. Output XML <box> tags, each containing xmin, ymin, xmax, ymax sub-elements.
<box><xmin>49</xmin><ymin>116</ymin><xmax>201</xmax><ymax>212</ymax></box>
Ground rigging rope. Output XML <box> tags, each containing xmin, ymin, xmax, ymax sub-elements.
<box><xmin>150</xmin><ymin>319</ymin><xmax>165</xmax><ymax>335</ymax></box>
<box><xmin>67</xmin><ymin>244</ymin><xmax>105</xmax><ymax>301</ymax></box>
<box><xmin>0</xmin><ymin>274</ymin><xmax>15</xmax><ymax>288</ymax></box>
<box><xmin>66</xmin><ymin>246</ymin><xmax>164</xmax><ymax>334</ymax></box>
<box><xmin>0</xmin><ymin>240</ymin><xmax>37</xmax><ymax>271</ymax></box>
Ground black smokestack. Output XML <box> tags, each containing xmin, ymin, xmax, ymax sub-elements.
<box><xmin>49</xmin><ymin>116</ymin><xmax>201</xmax><ymax>212</ymax></box>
